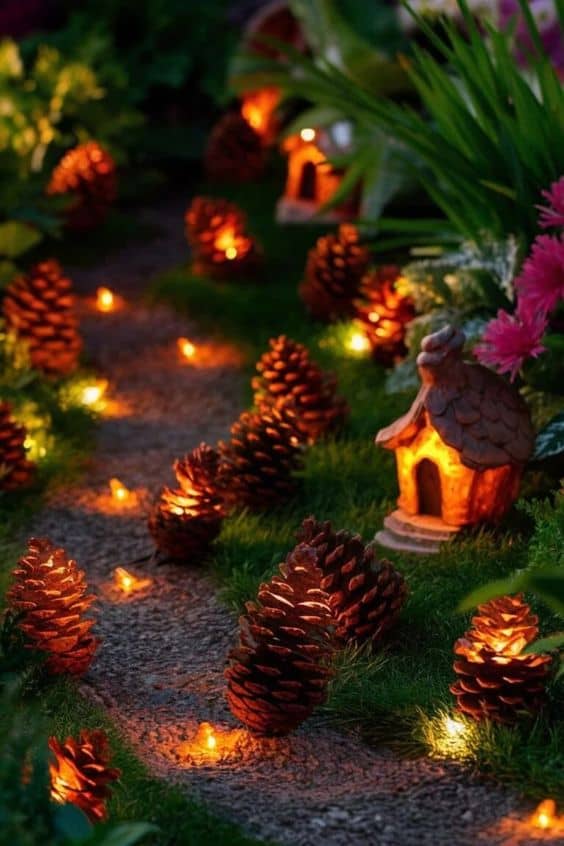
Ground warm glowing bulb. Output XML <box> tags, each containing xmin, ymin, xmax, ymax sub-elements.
<box><xmin>368</xmin><ymin>310</ymin><xmax>380</xmax><ymax>323</ymax></box>
<box><xmin>113</xmin><ymin>566</ymin><xmax>151</xmax><ymax>594</ymax></box>
<box><xmin>178</xmin><ymin>337</ymin><xmax>196</xmax><ymax>360</ymax></box>
<box><xmin>225</xmin><ymin>246</ymin><xmax>237</xmax><ymax>260</ymax></box>
<box><xmin>348</xmin><ymin>332</ymin><xmax>371</xmax><ymax>353</ymax></box>
<box><xmin>206</xmin><ymin>731</ymin><xmax>217</xmax><ymax>751</ymax></box>
<box><xmin>115</xmin><ymin>567</ymin><xmax>133</xmax><ymax>591</ymax></box>
<box><xmin>532</xmin><ymin>799</ymin><xmax>557</xmax><ymax>830</ymax></box>
<box><xmin>300</xmin><ymin>127</ymin><xmax>316</xmax><ymax>142</ymax></box>
<box><xmin>96</xmin><ymin>287</ymin><xmax>115</xmax><ymax>312</ymax></box>
<box><xmin>215</xmin><ymin>227</ymin><xmax>238</xmax><ymax>259</ymax></box>
<box><xmin>81</xmin><ymin>380</ymin><xmax>108</xmax><ymax>407</ymax></box>
<box><xmin>444</xmin><ymin>716</ymin><xmax>466</xmax><ymax>738</ymax></box>
<box><xmin>110</xmin><ymin>477</ymin><xmax>130</xmax><ymax>502</ymax></box>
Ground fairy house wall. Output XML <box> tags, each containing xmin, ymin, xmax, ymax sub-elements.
<box><xmin>376</xmin><ymin>326</ymin><xmax>535</xmax><ymax>528</ymax></box>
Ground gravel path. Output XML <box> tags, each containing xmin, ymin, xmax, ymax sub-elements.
<box><xmin>27</xmin><ymin>200</ymin><xmax>562</xmax><ymax>846</ymax></box>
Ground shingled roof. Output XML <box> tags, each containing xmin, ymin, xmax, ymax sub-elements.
<box><xmin>376</xmin><ymin>325</ymin><xmax>535</xmax><ymax>471</ymax></box>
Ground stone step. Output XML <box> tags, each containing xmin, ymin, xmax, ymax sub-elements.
<box><xmin>385</xmin><ymin>509</ymin><xmax>459</xmax><ymax>543</ymax></box>
<box><xmin>374</xmin><ymin>528</ymin><xmax>442</xmax><ymax>556</ymax></box>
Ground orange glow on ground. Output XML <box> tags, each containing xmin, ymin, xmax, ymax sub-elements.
<box><xmin>106</xmin><ymin>478</ymin><xmax>139</xmax><ymax>510</ymax></box>
<box><xmin>532</xmin><ymin>800</ymin><xmax>557</xmax><ymax>830</ymax></box>
<box><xmin>178</xmin><ymin>723</ymin><xmax>249</xmax><ymax>765</ymax></box>
<box><xmin>96</xmin><ymin>287</ymin><xmax>117</xmax><ymax>312</ymax></box>
<box><xmin>113</xmin><ymin>567</ymin><xmax>152</xmax><ymax>594</ymax></box>
<box><xmin>177</xmin><ymin>337</ymin><xmax>196</xmax><ymax>360</ymax></box>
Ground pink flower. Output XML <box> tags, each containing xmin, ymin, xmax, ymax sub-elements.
<box><xmin>474</xmin><ymin>308</ymin><xmax>547</xmax><ymax>381</ymax></box>
<box><xmin>514</xmin><ymin>234</ymin><xmax>564</xmax><ymax>318</ymax></box>
<box><xmin>538</xmin><ymin>177</ymin><xmax>564</xmax><ymax>229</ymax></box>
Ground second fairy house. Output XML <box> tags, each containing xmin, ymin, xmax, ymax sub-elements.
<box><xmin>374</xmin><ymin>325</ymin><xmax>535</xmax><ymax>554</ymax></box>
<box><xmin>276</xmin><ymin>123</ymin><xmax>360</xmax><ymax>223</ymax></box>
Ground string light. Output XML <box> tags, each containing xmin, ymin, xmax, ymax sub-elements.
<box><xmin>113</xmin><ymin>567</ymin><xmax>151</xmax><ymax>594</ymax></box>
<box><xmin>81</xmin><ymin>380</ymin><xmax>108</xmax><ymax>408</ymax></box>
<box><xmin>300</xmin><ymin>127</ymin><xmax>316</xmax><ymax>142</ymax></box>
<box><xmin>347</xmin><ymin>331</ymin><xmax>371</xmax><ymax>354</ymax></box>
<box><xmin>96</xmin><ymin>287</ymin><xmax>116</xmax><ymax>312</ymax></box>
<box><xmin>177</xmin><ymin>338</ymin><xmax>196</xmax><ymax>360</ymax></box>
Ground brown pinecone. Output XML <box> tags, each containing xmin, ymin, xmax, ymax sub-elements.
<box><xmin>252</xmin><ymin>335</ymin><xmax>349</xmax><ymax>443</ymax></box>
<box><xmin>451</xmin><ymin>594</ymin><xmax>552</xmax><ymax>724</ymax></box>
<box><xmin>354</xmin><ymin>266</ymin><xmax>415</xmax><ymax>367</ymax></box>
<box><xmin>205</xmin><ymin>112</ymin><xmax>265</xmax><ymax>183</ymax></box>
<box><xmin>219</xmin><ymin>404</ymin><xmax>305</xmax><ymax>510</ymax></box>
<box><xmin>49</xmin><ymin>729</ymin><xmax>120</xmax><ymax>822</ymax></box>
<box><xmin>148</xmin><ymin>443</ymin><xmax>225</xmax><ymax>562</ymax></box>
<box><xmin>300</xmin><ymin>224</ymin><xmax>370</xmax><ymax>322</ymax></box>
<box><xmin>184</xmin><ymin>195</ymin><xmax>260</xmax><ymax>279</ymax></box>
<box><xmin>225</xmin><ymin>543</ymin><xmax>335</xmax><ymax>735</ymax></box>
<box><xmin>3</xmin><ymin>260</ymin><xmax>82</xmax><ymax>376</ymax></box>
<box><xmin>6</xmin><ymin>537</ymin><xmax>97</xmax><ymax>675</ymax></box>
<box><xmin>0</xmin><ymin>402</ymin><xmax>34</xmax><ymax>491</ymax></box>
<box><xmin>298</xmin><ymin>516</ymin><xmax>407</xmax><ymax>646</ymax></box>
<box><xmin>47</xmin><ymin>141</ymin><xmax>117</xmax><ymax>231</ymax></box>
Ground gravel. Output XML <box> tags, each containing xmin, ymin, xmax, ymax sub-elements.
<box><xmin>25</xmin><ymin>199</ymin><xmax>562</xmax><ymax>846</ymax></box>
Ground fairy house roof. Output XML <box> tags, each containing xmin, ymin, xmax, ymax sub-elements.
<box><xmin>375</xmin><ymin>325</ymin><xmax>535</xmax><ymax>471</ymax></box>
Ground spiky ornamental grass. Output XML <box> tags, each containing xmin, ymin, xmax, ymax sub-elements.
<box><xmin>234</xmin><ymin>0</ymin><xmax>564</xmax><ymax>247</ymax></box>
<box><xmin>152</xmin><ymin>174</ymin><xmax>564</xmax><ymax>800</ymax></box>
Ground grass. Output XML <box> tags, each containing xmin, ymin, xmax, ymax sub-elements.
<box><xmin>150</xmin><ymin>174</ymin><xmax>564</xmax><ymax>802</ymax></box>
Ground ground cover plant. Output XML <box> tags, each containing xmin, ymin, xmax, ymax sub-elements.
<box><xmin>151</xmin><ymin>172</ymin><xmax>564</xmax><ymax>801</ymax></box>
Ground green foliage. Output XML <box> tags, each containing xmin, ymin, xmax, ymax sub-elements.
<box><xmin>239</xmin><ymin>0</ymin><xmax>564</xmax><ymax>244</ymax></box>
<box><xmin>152</xmin><ymin>175</ymin><xmax>564</xmax><ymax>800</ymax></box>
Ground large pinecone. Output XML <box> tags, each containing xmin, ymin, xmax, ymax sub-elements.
<box><xmin>3</xmin><ymin>259</ymin><xmax>82</xmax><ymax>376</ymax></box>
<box><xmin>354</xmin><ymin>266</ymin><xmax>415</xmax><ymax>367</ymax></box>
<box><xmin>0</xmin><ymin>402</ymin><xmax>34</xmax><ymax>491</ymax></box>
<box><xmin>49</xmin><ymin>729</ymin><xmax>120</xmax><ymax>823</ymax></box>
<box><xmin>6</xmin><ymin>537</ymin><xmax>97</xmax><ymax>675</ymax></box>
<box><xmin>225</xmin><ymin>543</ymin><xmax>335</xmax><ymax>735</ymax></box>
<box><xmin>451</xmin><ymin>594</ymin><xmax>552</xmax><ymax>724</ymax></box>
<box><xmin>252</xmin><ymin>335</ymin><xmax>349</xmax><ymax>443</ymax></box>
<box><xmin>185</xmin><ymin>195</ymin><xmax>259</xmax><ymax>279</ymax></box>
<box><xmin>148</xmin><ymin>443</ymin><xmax>225</xmax><ymax>562</ymax></box>
<box><xmin>47</xmin><ymin>141</ymin><xmax>117</xmax><ymax>231</ymax></box>
<box><xmin>300</xmin><ymin>225</ymin><xmax>370</xmax><ymax>322</ymax></box>
<box><xmin>219</xmin><ymin>404</ymin><xmax>305</xmax><ymax>510</ymax></box>
<box><xmin>205</xmin><ymin>112</ymin><xmax>265</xmax><ymax>183</ymax></box>
<box><xmin>298</xmin><ymin>516</ymin><xmax>407</xmax><ymax>646</ymax></box>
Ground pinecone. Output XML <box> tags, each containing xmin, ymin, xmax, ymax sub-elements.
<box><xmin>298</xmin><ymin>516</ymin><xmax>407</xmax><ymax>646</ymax></box>
<box><xmin>219</xmin><ymin>404</ymin><xmax>305</xmax><ymax>510</ymax></box>
<box><xmin>148</xmin><ymin>443</ymin><xmax>225</xmax><ymax>562</ymax></box>
<box><xmin>185</xmin><ymin>196</ymin><xmax>260</xmax><ymax>279</ymax></box>
<box><xmin>6</xmin><ymin>537</ymin><xmax>97</xmax><ymax>675</ymax></box>
<box><xmin>205</xmin><ymin>112</ymin><xmax>265</xmax><ymax>183</ymax></box>
<box><xmin>252</xmin><ymin>335</ymin><xmax>349</xmax><ymax>443</ymax></box>
<box><xmin>0</xmin><ymin>402</ymin><xmax>34</xmax><ymax>491</ymax></box>
<box><xmin>451</xmin><ymin>594</ymin><xmax>552</xmax><ymax>724</ymax></box>
<box><xmin>225</xmin><ymin>543</ymin><xmax>335</xmax><ymax>735</ymax></box>
<box><xmin>3</xmin><ymin>260</ymin><xmax>82</xmax><ymax>376</ymax></box>
<box><xmin>49</xmin><ymin>729</ymin><xmax>120</xmax><ymax>823</ymax></box>
<box><xmin>300</xmin><ymin>225</ymin><xmax>370</xmax><ymax>322</ymax></box>
<box><xmin>354</xmin><ymin>266</ymin><xmax>415</xmax><ymax>367</ymax></box>
<box><xmin>47</xmin><ymin>141</ymin><xmax>117</xmax><ymax>230</ymax></box>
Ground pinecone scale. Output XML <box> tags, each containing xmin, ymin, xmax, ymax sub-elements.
<box><xmin>0</xmin><ymin>402</ymin><xmax>34</xmax><ymax>491</ymax></box>
<box><xmin>252</xmin><ymin>335</ymin><xmax>349</xmax><ymax>442</ymax></box>
<box><xmin>298</xmin><ymin>516</ymin><xmax>407</xmax><ymax>646</ymax></box>
<box><xmin>47</xmin><ymin>141</ymin><xmax>117</xmax><ymax>230</ymax></box>
<box><xmin>149</xmin><ymin>444</ymin><xmax>225</xmax><ymax>562</ymax></box>
<box><xmin>49</xmin><ymin>730</ymin><xmax>120</xmax><ymax>822</ymax></box>
<box><xmin>205</xmin><ymin>112</ymin><xmax>265</xmax><ymax>183</ymax></box>
<box><xmin>6</xmin><ymin>537</ymin><xmax>97</xmax><ymax>675</ymax></box>
<box><xmin>450</xmin><ymin>594</ymin><xmax>552</xmax><ymax>724</ymax></box>
<box><xmin>300</xmin><ymin>225</ymin><xmax>369</xmax><ymax>322</ymax></box>
<box><xmin>3</xmin><ymin>260</ymin><xmax>81</xmax><ymax>376</ymax></box>
<box><xmin>225</xmin><ymin>543</ymin><xmax>335</xmax><ymax>735</ymax></box>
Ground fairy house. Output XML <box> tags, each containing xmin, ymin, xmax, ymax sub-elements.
<box><xmin>374</xmin><ymin>325</ymin><xmax>535</xmax><ymax>554</ymax></box>
<box><xmin>276</xmin><ymin>123</ymin><xmax>360</xmax><ymax>223</ymax></box>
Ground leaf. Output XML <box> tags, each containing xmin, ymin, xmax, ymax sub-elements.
<box><xmin>0</xmin><ymin>260</ymin><xmax>17</xmax><ymax>286</ymax></box>
<box><xmin>525</xmin><ymin>570</ymin><xmax>564</xmax><ymax>615</ymax></box>
<box><xmin>53</xmin><ymin>803</ymin><xmax>92</xmax><ymax>841</ymax></box>
<box><xmin>85</xmin><ymin>822</ymin><xmax>158</xmax><ymax>846</ymax></box>
<box><xmin>524</xmin><ymin>633</ymin><xmax>564</xmax><ymax>654</ymax></box>
<box><xmin>0</xmin><ymin>221</ymin><xmax>42</xmax><ymax>258</ymax></box>
<box><xmin>457</xmin><ymin>574</ymin><xmax>524</xmax><ymax>612</ymax></box>
<box><xmin>534</xmin><ymin>413</ymin><xmax>564</xmax><ymax>461</ymax></box>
